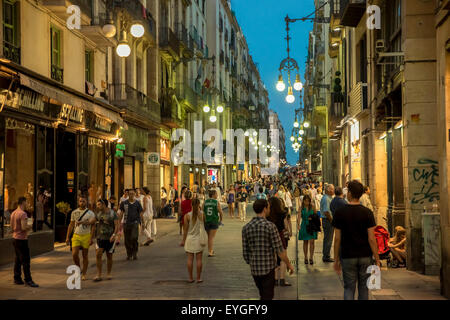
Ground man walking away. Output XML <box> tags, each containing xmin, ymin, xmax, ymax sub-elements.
<box><xmin>333</xmin><ymin>180</ymin><xmax>380</xmax><ymax>300</ymax></box>
<box><xmin>321</xmin><ymin>184</ymin><xmax>335</xmax><ymax>262</ymax></box>
<box><xmin>118</xmin><ymin>189</ymin><xmax>143</xmax><ymax>260</ymax></box>
<box><xmin>66</xmin><ymin>196</ymin><xmax>96</xmax><ymax>280</ymax></box>
<box><xmin>203</xmin><ymin>189</ymin><xmax>223</xmax><ymax>257</ymax></box>
<box><xmin>11</xmin><ymin>197</ymin><xmax>38</xmax><ymax>287</ymax></box>
<box><xmin>330</xmin><ymin>187</ymin><xmax>347</xmax><ymax>217</ymax></box>
<box><xmin>242</xmin><ymin>199</ymin><xmax>294</xmax><ymax>300</ymax></box>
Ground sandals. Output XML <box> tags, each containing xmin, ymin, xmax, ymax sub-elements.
<box><xmin>196</xmin><ymin>279</ymin><xmax>203</xmax><ymax>283</ymax></box>
<box><xmin>304</xmin><ymin>259</ymin><xmax>309</xmax><ymax>265</ymax></box>
<box><xmin>208</xmin><ymin>251</ymin><xmax>215</xmax><ymax>257</ymax></box>
<box><xmin>188</xmin><ymin>279</ymin><xmax>195</xmax><ymax>283</ymax></box>
<box><xmin>309</xmin><ymin>259</ymin><xmax>314</xmax><ymax>265</ymax></box>
<box><xmin>93</xmin><ymin>277</ymin><xmax>102</xmax><ymax>282</ymax></box>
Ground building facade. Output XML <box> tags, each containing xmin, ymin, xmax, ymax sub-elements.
<box><xmin>302</xmin><ymin>0</ymin><xmax>449</xmax><ymax>298</ymax></box>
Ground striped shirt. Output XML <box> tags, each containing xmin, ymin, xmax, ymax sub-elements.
<box><xmin>242</xmin><ymin>217</ymin><xmax>284</xmax><ymax>276</ymax></box>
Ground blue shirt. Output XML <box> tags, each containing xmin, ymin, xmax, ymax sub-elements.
<box><xmin>320</xmin><ymin>194</ymin><xmax>332</xmax><ymax>220</ymax></box>
<box><xmin>330</xmin><ymin>197</ymin><xmax>347</xmax><ymax>218</ymax></box>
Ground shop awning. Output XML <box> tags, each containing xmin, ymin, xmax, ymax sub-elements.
<box><xmin>19</xmin><ymin>73</ymin><xmax>126</xmax><ymax>129</ymax></box>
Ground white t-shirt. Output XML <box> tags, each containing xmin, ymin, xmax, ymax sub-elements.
<box><xmin>137</xmin><ymin>194</ymin><xmax>145</xmax><ymax>208</ymax></box>
<box><xmin>71</xmin><ymin>208</ymin><xmax>95</xmax><ymax>235</ymax></box>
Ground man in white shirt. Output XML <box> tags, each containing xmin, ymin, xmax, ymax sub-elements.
<box><xmin>65</xmin><ymin>196</ymin><xmax>96</xmax><ymax>280</ymax></box>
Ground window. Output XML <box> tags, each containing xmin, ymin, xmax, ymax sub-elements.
<box><xmin>2</xmin><ymin>118</ymin><xmax>36</xmax><ymax>239</ymax></box>
<box><xmin>2</xmin><ymin>0</ymin><xmax>20</xmax><ymax>63</ymax></box>
<box><xmin>85</xmin><ymin>50</ymin><xmax>93</xmax><ymax>83</ymax></box>
<box><xmin>51</xmin><ymin>26</ymin><xmax>63</xmax><ymax>82</ymax></box>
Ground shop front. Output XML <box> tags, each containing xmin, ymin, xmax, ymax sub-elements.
<box><xmin>0</xmin><ymin>67</ymin><xmax>123</xmax><ymax>264</ymax></box>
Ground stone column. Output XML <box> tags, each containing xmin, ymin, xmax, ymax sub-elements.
<box><xmin>147</xmin><ymin>130</ymin><xmax>161</xmax><ymax>209</ymax></box>
<box><xmin>436</xmin><ymin>8</ymin><xmax>450</xmax><ymax>299</ymax></box>
<box><xmin>402</xmin><ymin>0</ymin><xmax>438</xmax><ymax>272</ymax></box>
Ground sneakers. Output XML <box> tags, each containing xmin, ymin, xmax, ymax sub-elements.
<box><xmin>25</xmin><ymin>281</ymin><xmax>39</xmax><ymax>288</ymax></box>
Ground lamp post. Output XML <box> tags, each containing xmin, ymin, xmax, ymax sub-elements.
<box><xmin>276</xmin><ymin>15</ymin><xmax>304</xmax><ymax>104</ymax></box>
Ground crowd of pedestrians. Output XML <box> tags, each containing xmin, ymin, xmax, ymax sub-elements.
<box><xmin>9</xmin><ymin>170</ymin><xmax>401</xmax><ymax>301</ymax></box>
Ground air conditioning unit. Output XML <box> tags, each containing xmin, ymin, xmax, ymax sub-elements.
<box><xmin>376</xmin><ymin>39</ymin><xmax>385</xmax><ymax>53</ymax></box>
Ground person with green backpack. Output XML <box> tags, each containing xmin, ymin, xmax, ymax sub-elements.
<box><xmin>203</xmin><ymin>189</ymin><xmax>223</xmax><ymax>257</ymax></box>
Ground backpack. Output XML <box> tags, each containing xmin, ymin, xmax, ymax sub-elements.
<box><xmin>374</xmin><ymin>226</ymin><xmax>390</xmax><ymax>255</ymax></box>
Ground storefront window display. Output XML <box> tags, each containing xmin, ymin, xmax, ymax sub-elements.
<box><xmin>88</xmin><ymin>137</ymin><xmax>105</xmax><ymax>210</ymax></box>
<box><xmin>3</xmin><ymin>118</ymin><xmax>35</xmax><ymax>238</ymax></box>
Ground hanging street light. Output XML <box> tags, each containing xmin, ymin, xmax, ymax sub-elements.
<box><xmin>303</xmin><ymin>121</ymin><xmax>310</xmax><ymax>128</ymax></box>
<box><xmin>293</xmin><ymin>118</ymin><xmax>299</xmax><ymax>128</ymax></box>
<box><xmin>290</xmin><ymin>136</ymin><xmax>295</xmax><ymax>142</ymax></box>
<box><xmin>276</xmin><ymin>75</ymin><xmax>286</xmax><ymax>92</ymax></box>
<box><xmin>299</xmin><ymin>129</ymin><xmax>305</xmax><ymax>135</ymax></box>
<box><xmin>293</xmin><ymin>74</ymin><xmax>303</xmax><ymax>91</ymax></box>
<box><xmin>116</xmin><ymin>31</ymin><xmax>131</xmax><ymax>57</ymax></box>
<box><xmin>130</xmin><ymin>22</ymin><xmax>145</xmax><ymax>38</ymax></box>
<box><xmin>286</xmin><ymin>86</ymin><xmax>295</xmax><ymax>104</ymax></box>
<box><xmin>216</xmin><ymin>105</ymin><xmax>224</xmax><ymax>113</ymax></box>
<box><xmin>203</xmin><ymin>105</ymin><xmax>210</xmax><ymax>113</ymax></box>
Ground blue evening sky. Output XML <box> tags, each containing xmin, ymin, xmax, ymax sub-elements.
<box><xmin>230</xmin><ymin>0</ymin><xmax>315</xmax><ymax>165</ymax></box>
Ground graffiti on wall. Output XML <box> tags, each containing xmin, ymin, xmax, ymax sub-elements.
<box><xmin>411</xmin><ymin>158</ymin><xmax>440</xmax><ymax>205</ymax></box>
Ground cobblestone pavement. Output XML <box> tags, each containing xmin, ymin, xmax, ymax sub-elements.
<box><xmin>0</xmin><ymin>202</ymin><xmax>445</xmax><ymax>300</ymax></box>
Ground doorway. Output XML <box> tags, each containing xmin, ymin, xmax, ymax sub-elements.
<box><xmin>55</xmin><ymin>130</ymin><xmax>76</xmax><ymax>241</ymax></box>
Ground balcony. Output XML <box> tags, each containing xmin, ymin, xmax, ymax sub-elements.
<box><xmin>108</xmin><ymin>84</ymin><xmax>160</xmax><ymax>124</ymax></box>
<box><xmin>43</xmin><ymin>0</ymin><xmax>92</xmax><ymax>21</ymax></box>
<box><xmin>3</xmin><ymin>41</ymin><xmax>20</xmax><ymax>64</ymax></box>
<box><xmin>349</xmin><ymin>82</ymin><xmax>368</xmax><ymax>117</ymax></box>
<box><xmin>159</xmin><ymin>27</ymin><xmax>180</xmax><ymax>59</ymax></box>
<box><xmin>176</xmin><ymin>82</ymin><xmax>200</xmax><ymax>113</ymax></box>
<box><xmin>118</xmin><ymin>0</ymin><xmax>157</xmax><ymax>42</ymax></box>
<box><xmin>340</xmin><ymin>0</ymin><xmax>367</xmax><ymax>27</ymax></box>
<box><xmin>175</xmin><ymin>23</ymin><xmax>194</xmax><ymax>58</ymax></box>
<box><xmin>160</xmin><ymin>87</ymin><xmax>183</xmax><ymax>128</ymax></box>
<box><xmin>51</xmin><ymin>65</ymin><xmax>64</xmax><ymax>83</ymax></box>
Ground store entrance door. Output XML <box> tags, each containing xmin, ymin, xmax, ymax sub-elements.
<box><xmin>55</xmin><ymin>130</ymin><xmax>76</xmax><ymax>242</ymax></box>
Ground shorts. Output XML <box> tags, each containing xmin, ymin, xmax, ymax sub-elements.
<box><xmin>72</xmin><ymin>233</ymin><xmax>91</xmax><ymax>249</ymax></box>
<box><xmin>204</xmin><ymin>222</ymin><xmax>219</xmax><ymax>231</ymax></box>
<box><xmin>97</xmin><ymin>239</ymin><xmax>114</xmax><ymax>252</ymax></box>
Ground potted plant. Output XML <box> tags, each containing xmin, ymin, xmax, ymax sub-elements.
<box><xmin>55</xmin><ymin>201</ymin><xmax>72</xmax><ymax>242</ymax></box>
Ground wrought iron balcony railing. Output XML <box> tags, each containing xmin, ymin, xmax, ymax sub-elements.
<box><xmin>3</xmin><ymin>41</ymin><xmax>20</xmax><ymax>64</ymax></box>
<box><xmin>108</xmin><ymin>83</ymin><xmax>160</xmax><ymax>123</ymax></box>
<box><xmin>51</xmin><ymin>65</ymin><xmax>63</xmax><ymax>83</ymax></box>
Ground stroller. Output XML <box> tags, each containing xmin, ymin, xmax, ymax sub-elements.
<box><xmin>374</xmin><ymin>226</ymin><xmax>392</xmax><ymax>267</ymax></box>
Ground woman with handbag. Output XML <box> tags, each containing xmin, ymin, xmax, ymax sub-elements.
<box><xmin>267</xmin><ymin>197</ymin><xmax>291</xmax><ymax>287</ymax></box>
<box><xmin>297</xmin><ymin>195</ymin><xmax>318</xmax><ymax>265</ymax></box>
<box><xmin>180</xmin><ymin>198</ymin><xmax>206</xmax><ymax>283</ymax></box>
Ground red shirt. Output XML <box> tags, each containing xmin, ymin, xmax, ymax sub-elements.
<box><xmin>180</xmin><ymin>199</ymin><xmax>192</xmax><ymax>225</ymax></box>
<box><xmin>11</xmin><ymin>208</ymin><xmax>28</xmax><ymax>240</ymax></box>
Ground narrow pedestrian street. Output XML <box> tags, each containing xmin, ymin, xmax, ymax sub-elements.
<box><xmin>0</xmin><ymin>203</ymin><xmax>443</xmax><ymax>300</ymax></box>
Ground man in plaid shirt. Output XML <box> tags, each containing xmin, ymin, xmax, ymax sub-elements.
<box><xmin>242</xmin><ymin>199</ymin><xmax>294</xmax><ymax>300</ymax></box>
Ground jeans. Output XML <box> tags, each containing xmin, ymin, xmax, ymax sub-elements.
<box><xmin>13</xmin><ymin>239</ymin><xmax>32</xmax><ymax>282</ymax></box>
<box><xmin>341</xmin><ymin>256</ymin><xmax>372</xmax><ymax>300</ymax></box>
<box><xmin>322</xmin><ymin>218</ymin><xmax>334</xmax><ymax>260</ymax></box>
<box><xmin>252</xmin><ymin>269</ymin><xmax>275</xmax><ymax>300</ymax></box>
<box><xmin>124</xmin><ymin>223</ymin><xmax>139</xmax><ymax>258</ymax></box>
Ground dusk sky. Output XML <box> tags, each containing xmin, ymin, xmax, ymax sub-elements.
<box><xmin>231</xmin><ymin>0</ymin><xmax>315</xmax><ymax>165</ymax></box>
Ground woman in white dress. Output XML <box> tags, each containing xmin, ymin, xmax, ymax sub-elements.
<box><xmin>180</xmin><ymin>198</ymin><xmax>206</xmax><ymax>283</ymax></box>
<box><xmin>141</xmin><ymin>187</ymin><xmax>155</xmax><ymax>246</ymax></box>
